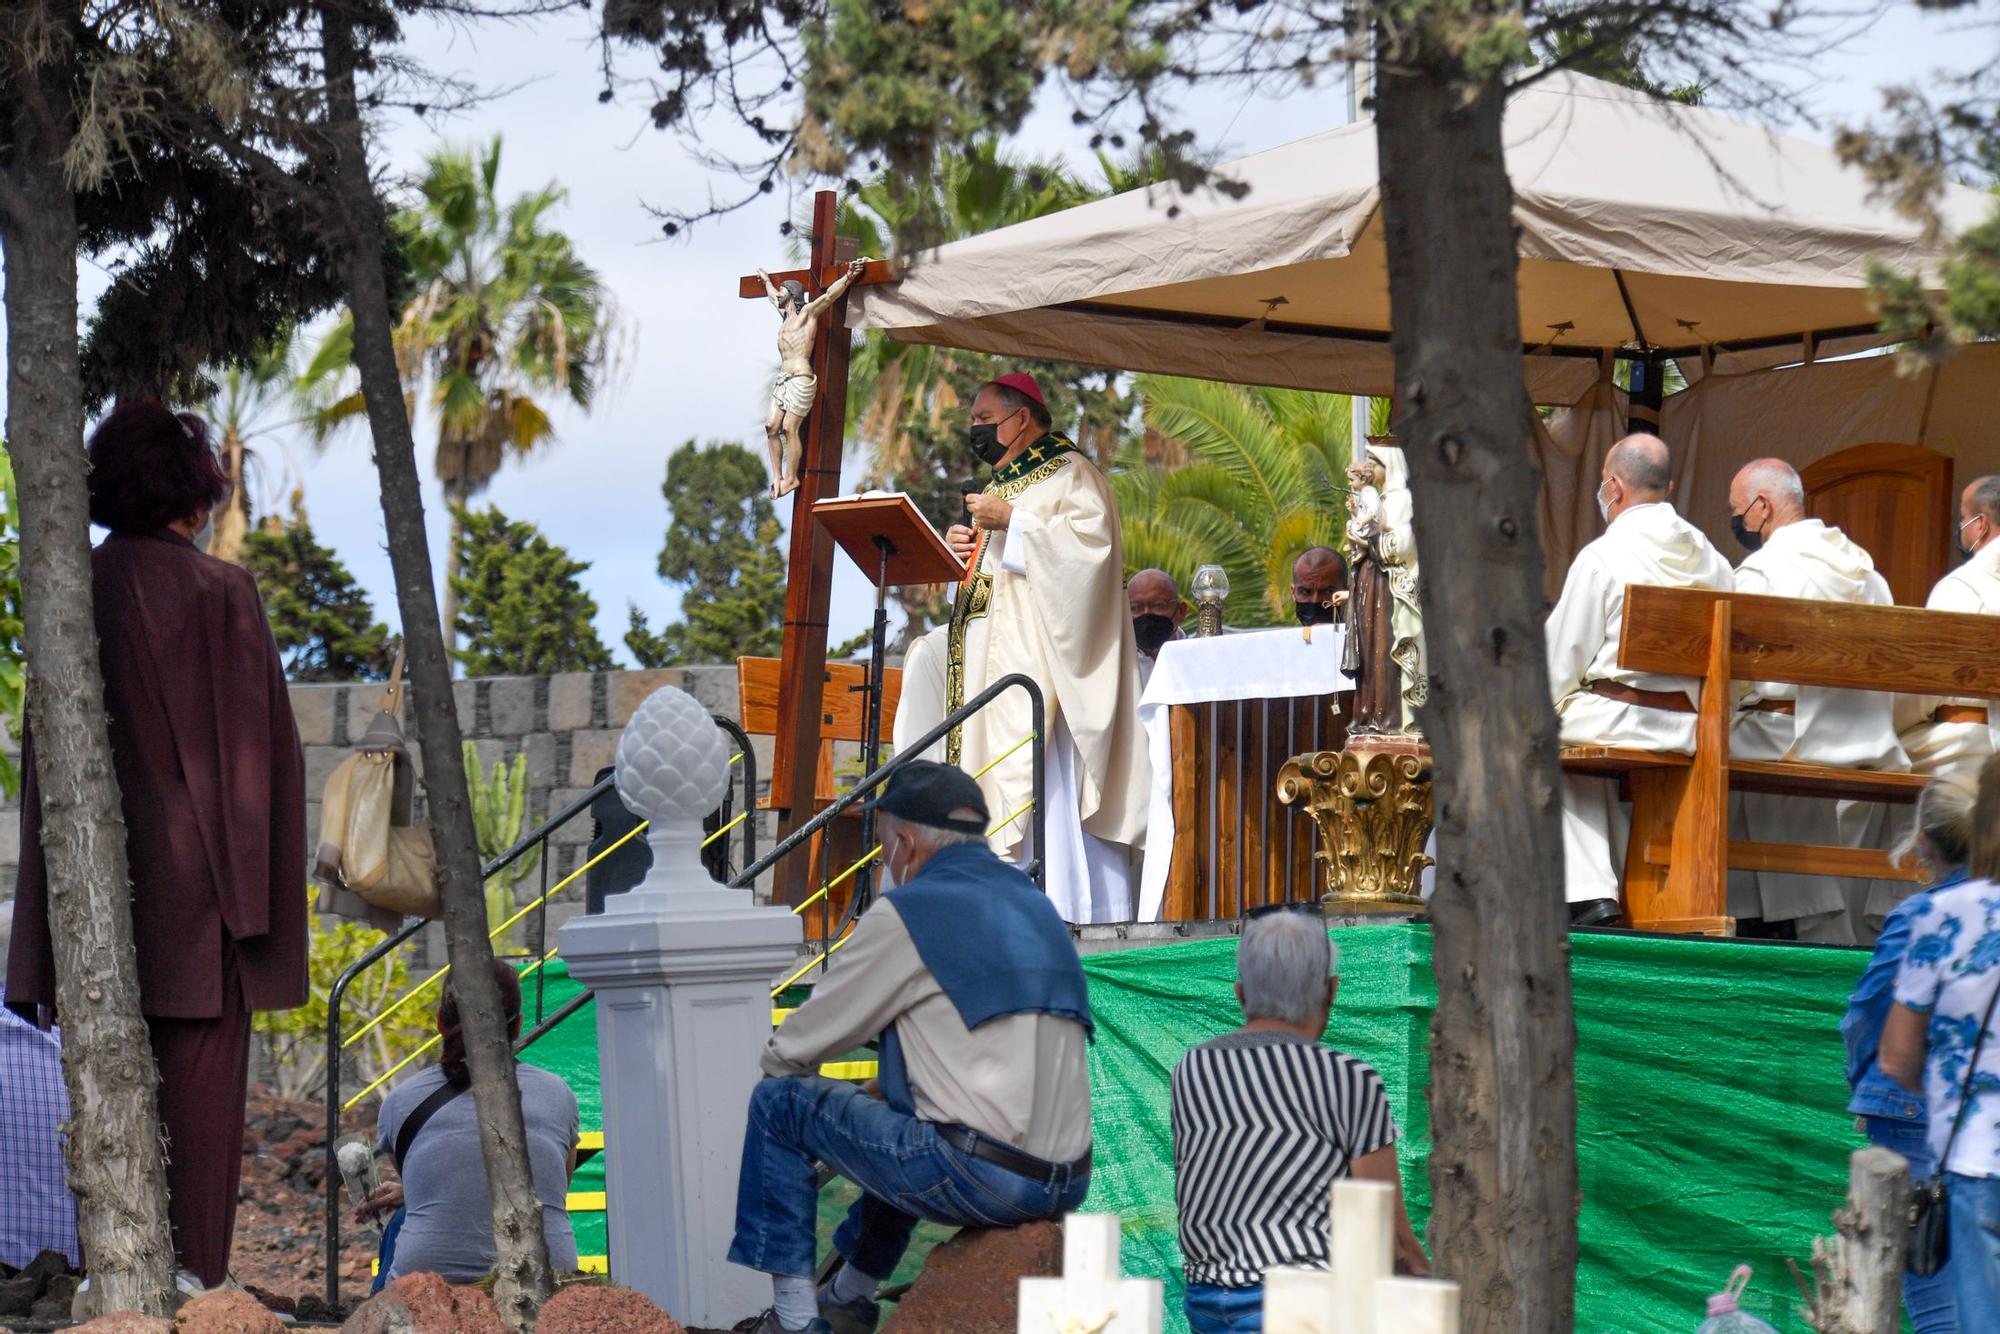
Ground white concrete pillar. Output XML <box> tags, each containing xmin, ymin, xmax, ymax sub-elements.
<box><xmin>558</xmin><ymin>685</ymin><xmax>802</xmax><ymax>1330</ymax></box>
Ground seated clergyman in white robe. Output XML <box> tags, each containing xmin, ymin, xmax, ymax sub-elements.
<box><xmin>1721</xmin><ymin>460</ymin><xmax>1907</xmax><ymax>945</ymax></box>
<box><xmin>890</xmin><ymin>372</ymin><xmax>1151</xmax><ymax>924</ymax></box>
<box><xmin>1546</xmin><ymin>435</ymin><xmax>1734</xmax><ymax>921</ymax></box>
<box><xmin>1898</xmin><ymin>475</ymin><xmax>2000</xmax><ymax>780</ymax></box>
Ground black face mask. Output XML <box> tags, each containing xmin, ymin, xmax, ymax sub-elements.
<box><xmin>1296</xmin><ymin>600</ymin><xmax>1337</xmax><ymax>627</ymax></box>
<box><xmin>969</xmin><ymin>423</ymin><xmax>1008</xmax><ymax>467</ymax></box>
<box><xmin>1132</xmin><ymin>613</ymin><xmax>1178</xmax><ymax>658</ymax></box>
<box><xmin>1729</xmin><ymin>512</ymin><xmax>1763</xmax><ymax>553</ymax></box>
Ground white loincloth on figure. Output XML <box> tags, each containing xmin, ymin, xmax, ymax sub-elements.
<box><xmin>772</xmin><ymin>371</ymin><xmax>819</xmax><ymax>418</ymax></box>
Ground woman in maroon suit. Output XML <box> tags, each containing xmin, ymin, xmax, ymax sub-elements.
<box><xmin>6</xmin><ymin>401</ymin><xmax>307</xmax><ymax>1290</ymax></box>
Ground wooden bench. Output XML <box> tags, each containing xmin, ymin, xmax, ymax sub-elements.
<box><xmin>738</xmin><ymin>655</ymin><xmax>901</xmax><ymax>916</ymax></box>
<box><xmin>1559</xmin><ymin>586</ymin><xmax>2000</xmax><ymax>935</ymax></box>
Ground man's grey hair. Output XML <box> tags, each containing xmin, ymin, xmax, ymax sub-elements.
<box><xmin>1237</xmin><ymin>911</ymin><xmax>1338</xmax><ymax>1026</ymax></box>
<box><xmin>1970</xmin><ymin>475</ymin><xmax>2000</xmax><ymax>524</ymax></box>
<box><xmin>880</xmin><ymin>809</ymin><xmax>984</xmax><ymax>855</ymax></box>
<box><xmin>1738</xmin><ymin>456</ymin><xmax>1805</xmax><ymax>511</ymax></box>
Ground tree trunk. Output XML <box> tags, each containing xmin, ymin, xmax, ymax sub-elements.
<box><xmin>441</xmin><ymin>478</ymin><xmax>469</xmax><ymax>668</ymax></box>
<box><xmin>315</xmin><ymin>9</ymin><xmax>553</xmax><ymax>1327</ymax></box>
<box><xmin>1374</xmin><ymin>48</ymin><xmax>1580</xmax><ymax>1334</ymax></box>
<box><xmin>1805</xmin><ymin>1147</ymin><xmax>1909</xmax><ymax>1334</ymax></box>
<box><xmin>0</xmin><ymin>2</ymin><xmax>176</xmax><ymax>1314</ymax></box>
<box><xmin>209</xmin><ymin>426</ymin><xmax>251</xmax><ymax>563</ymax></box>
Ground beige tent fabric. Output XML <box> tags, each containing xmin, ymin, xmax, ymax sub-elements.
<box><xmin>1531</xmin><ymin>372</ymin><xmax>1631</xmax><ymax>604</ymax></box>
<box><xmin>1660</xmin><ymin>345</ymin><xmax>2000</xmax><ymax>562</ymax></box>
<box><xmin>1528</xmin><ymin>346</ymin><xmax>2000</xmax><ymax>594</ymax></box>
<box><xmin>889</xmin><ymin>307</ymin><xmax>1602</xmax><ymax>405</ymax></box>
<box><xmin>851</xmin><ymin>70</ymin><xmax>1991</xmax><ymax>378</ymax></box>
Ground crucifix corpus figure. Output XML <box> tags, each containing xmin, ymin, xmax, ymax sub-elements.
<box><xmin>757</xmin><ymin>256</ymin><xmax>869</xmax><ymax>498</ymax></box>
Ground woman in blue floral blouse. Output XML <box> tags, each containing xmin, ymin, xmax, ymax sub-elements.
<box><xmin>1844</xmin><ymin>773</ymin><xmax>1976</xmax><ymax>1332</ymax></box>
<box><xmin>1883</xmin><ymin>756</ymin><xmax>2000</xmax><ymax>1328</ymax></box>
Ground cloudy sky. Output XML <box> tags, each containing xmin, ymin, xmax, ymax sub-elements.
<box><xmin>15</xmin><ymin>3</ymin><xmax>1995</xmax><ymax>663</ymax></box>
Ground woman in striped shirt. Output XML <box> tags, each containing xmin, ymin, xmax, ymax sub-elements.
<box><xmin>1170</xmin><ymin>909</ymin><xmax>1428</xmax><ymax>1332</ymax></box>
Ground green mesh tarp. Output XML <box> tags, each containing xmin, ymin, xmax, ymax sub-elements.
<box><xmin>525</xmin><ymin>928</ymin><xmax>1870</xmax><ymax>1331</ymax></box>
<box><xmin>516</xmin><ymin>962</ymin><xmax>605</xmax><ymax>1263</ymax></box>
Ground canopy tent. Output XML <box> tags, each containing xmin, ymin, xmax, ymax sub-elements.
<box><xmin>848</xmin><ymin>70</ymin><xmax>1993</xmax><ymax>406</ymax></box>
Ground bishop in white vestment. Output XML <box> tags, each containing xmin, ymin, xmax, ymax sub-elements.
<box><xmin>1899</xmin><ymin>476</ymin><xmax>2000</xmax><ymax>779</ymax></box>
<box><xmin>890</xmin><ymin>373</ymin><xmax>1151</xmax><ymax>923</ymax></box>
<box><xmin>1722</xmin><ymin>460</ymin><xmax>1907</xmax><ymax>944</ymax></box>
<box><xmin>1546</xmin><ymin>436</ymin><xmax>1734</xmax><ymax>920</ymax></box>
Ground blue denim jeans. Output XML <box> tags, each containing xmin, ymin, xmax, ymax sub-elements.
<box><xmin>1949</xmin><ymin>1171</ymin><xmax>2000</xmax><ymax>1329</ymax></box>
<box><xmin>728</xmin><ymin>1075</ymin><xmax>1090</xmax><ymax>1280</ymax></box>
<box><xmin>1866</xmin><ymin>1117</ymin><xmax>1957</xmax><ymax>1332</ymax></box>
<box><xmin>1184</xmin><ymin>1281</ymin><xmax>1264</xmax><ymax>1332</ymax></box>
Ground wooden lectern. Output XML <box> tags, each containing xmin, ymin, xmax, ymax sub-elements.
<box><xmin>783</xmin><ymin>494</ymin><xmax>962</xmax><ymax>921</ymax></box>
<box><xmin>814</xmin><ymin>493</ymin><xmax>964</xmax><ymax>592</ymax></box>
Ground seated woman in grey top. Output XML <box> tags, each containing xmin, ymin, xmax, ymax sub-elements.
<box><xmin>362</xmin><ymin>962</ymin><xmax>580</xmax><ymax>1282</ymax></box>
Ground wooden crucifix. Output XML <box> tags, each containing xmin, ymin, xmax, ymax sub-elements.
<box><xmin>736</xmin><ymin>189</ymin><xmax>896</xmax><ymax>903</ymax></box>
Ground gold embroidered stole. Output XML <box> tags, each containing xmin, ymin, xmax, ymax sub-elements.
<box><xmin>942</xmin><ymin>434</ymin><xmax>1079</xmax><ymax>763</ymax></box>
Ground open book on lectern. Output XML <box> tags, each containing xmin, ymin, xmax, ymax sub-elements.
<box><xmin>812</xmin><ymin>490</ymin><xmax>965</xmax><ymax>588</ymax></box>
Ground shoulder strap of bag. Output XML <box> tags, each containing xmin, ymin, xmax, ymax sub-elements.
<box><xmin>1936</xmin><ymin>968</ymin><xmax>2000</xmax><ymax>1177</ymax></box>
<box><xmin>393</xmin><ymin>1077</ymin><xmax>469</xmax><ymax>1175</ymax></box>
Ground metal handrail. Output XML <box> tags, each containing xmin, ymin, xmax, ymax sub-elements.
<box><xmin>731</xmin><ymin>672</ymin><xmax>1047</xmax><ymax>896</ymax></box>
<box><xmin>320</xmin><ymin>712</ymin><xmax>755</xmax><ymax>1308</ymax></box>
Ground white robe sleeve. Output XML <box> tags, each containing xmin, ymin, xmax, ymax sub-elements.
<box><xmin>1545</xmin><ymin>550</ymin><xmax>1611</xmax><ymax>704</ymax></box>
<box><xmin>1000</xmin><ymin>529</ymin><xmax>1028</xmax><ymax>576</ymax></box>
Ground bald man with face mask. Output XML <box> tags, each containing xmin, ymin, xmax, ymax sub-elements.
<box><xmin>1545</xmin><ymin>434</ymin><xmax>1734</xmax><ymax>927</ymax></box>
<box><xmin>1723</xmin><ymin>458</ymin><xmax>1907</xmax><ymax>944</ymax></box>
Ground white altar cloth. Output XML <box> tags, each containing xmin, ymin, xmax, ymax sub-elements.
<box><xmin>1136</xmin><ymin>628</ymin><xmax>1352</xmax><ymax>920</ymax></box>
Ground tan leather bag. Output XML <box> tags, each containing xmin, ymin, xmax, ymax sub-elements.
<box><xmin>314</xmin><ymin>656</ymin><xmax>440</xmax><ymax>921</ymax></box>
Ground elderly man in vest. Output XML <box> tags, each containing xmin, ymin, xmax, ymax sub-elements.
<box><xmin>728</xmin><ymin>761</ymin><xmax>1094</xmax><ymax>1334</ymax></box>
<box><xmin>1724</xmin><ymin>459</ymin><xmax>1907</xmax><ymax>943</ymax></box>
<box><xmin>1546</xmin><ymin>434</ymin><xmax>1735</xmax><ymax>927</ymax></box>
<box><xmin>1900</xmin><ymin>475</ymin><xmax>2000</xmax><ymax>780</ymax></box>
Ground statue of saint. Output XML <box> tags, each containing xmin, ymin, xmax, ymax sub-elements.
<box><xmin>1342</xmin><ymin>440</ymin><xmax>1427</xmax><ymax>734</ymax></box>
<box><xmin>756</xmin><ymin>256</ymin><xmax>869</xmax><ymax>498</ymax></box>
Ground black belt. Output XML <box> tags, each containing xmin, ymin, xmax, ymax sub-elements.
<box><xmin>937</xmin><ymin>1124</ymin><xmax>1090</xmax><ymax>1189</ymax></box>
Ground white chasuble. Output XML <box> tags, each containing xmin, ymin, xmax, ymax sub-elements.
<box><xmin>1545</xmin><ymin>503</ymin><xmax>1734</xmax><ymax>903</ymax></box>
<box><xmin>892</xmin><ymin>437</ymin><xmax>1151</xmax><ymax>923</ymax></box>
<box><xmin>1899</xmin><ymin>541</ymin><xmax>2000</xmax><ymax>780</ymax></box>
<box><xmin>1725</xmin><ymin>520</ymin><xmax>1906</xmax><ymax>941</ymax></box>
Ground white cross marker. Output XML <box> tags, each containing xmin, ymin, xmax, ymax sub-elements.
<box><xmin>1018</xmin><ymin>1214</ymin><xmax>1164</xmax><ymax>1334</ymax></box>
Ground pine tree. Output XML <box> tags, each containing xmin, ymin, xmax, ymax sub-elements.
<box><xmin>450</xmin><ymin>506</ymin><xmax>614</xmax><ymax>676</ymax></box>
<box><xmin>240</xmin><ymin>515</ymin><xmax>394</xmax><ymax>682</ymax></box>
<box><xmin>627</xmin><ymin>441</ymin><xmax>788</xmax><ymax>666</ymax></box>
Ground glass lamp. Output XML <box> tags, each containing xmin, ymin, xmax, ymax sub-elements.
<box><xmin>1191</xmin><ymin>564</ymin><xmax>1230</xmax><ymax>637</ymax></box>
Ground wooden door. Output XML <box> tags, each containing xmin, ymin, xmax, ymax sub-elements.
<box><xmin>1801</xmin><ymin>443</ymin><xmax>1954</xmax><ymax>606</ymax></box>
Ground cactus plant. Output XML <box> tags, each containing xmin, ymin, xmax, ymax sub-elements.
<box><xmin>464</xmin><ymin>742</ymin><xmax>540</xmax><ymax>949</ymax></box>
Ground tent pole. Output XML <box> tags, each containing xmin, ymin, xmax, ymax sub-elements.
<box><xmin>1627</xmin><ymin>351</ymin><xmax>1666</xmax><ymax>435</ymax></box>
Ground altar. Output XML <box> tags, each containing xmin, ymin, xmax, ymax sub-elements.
<box><xmin>1136</xmin><ymin>628</ymin><xmax>1352</xmax><ymax>921</ymax></box>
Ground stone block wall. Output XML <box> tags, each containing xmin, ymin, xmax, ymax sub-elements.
<box><xmin>0</xmin><ymin>665</ymin><xmax>771</xmax><ymax>954</ymax></box>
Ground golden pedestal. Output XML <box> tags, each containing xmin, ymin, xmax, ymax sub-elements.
<box><xmin>1276</xmin><ymin>735</ymin><xmax>1434</xmax><ymax>911</ymax></box>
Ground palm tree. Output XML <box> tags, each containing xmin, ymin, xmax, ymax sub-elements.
<box><xmin>300</xmin><ymin>137</ymin><xmax>614</xmax><ymax>653</ymax></box>
<box><xmin>1115</xmin><ymin>377</ymin><xmax>1380</xmax><ymax>625</ymax></box>
<box><xmin>202</xmin><ymin>332</ymin><xmax>304</xmax><ymax>565</ymax></box>
<box><xmin>837</xmin><ymin>141</ymin><xmax>1108</xmax><ymax>471</ymax></box>
<box><xmin>829</xmin><ymin>142</ymin><xmax>1143</xmax><ymax>644</ymax></box>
